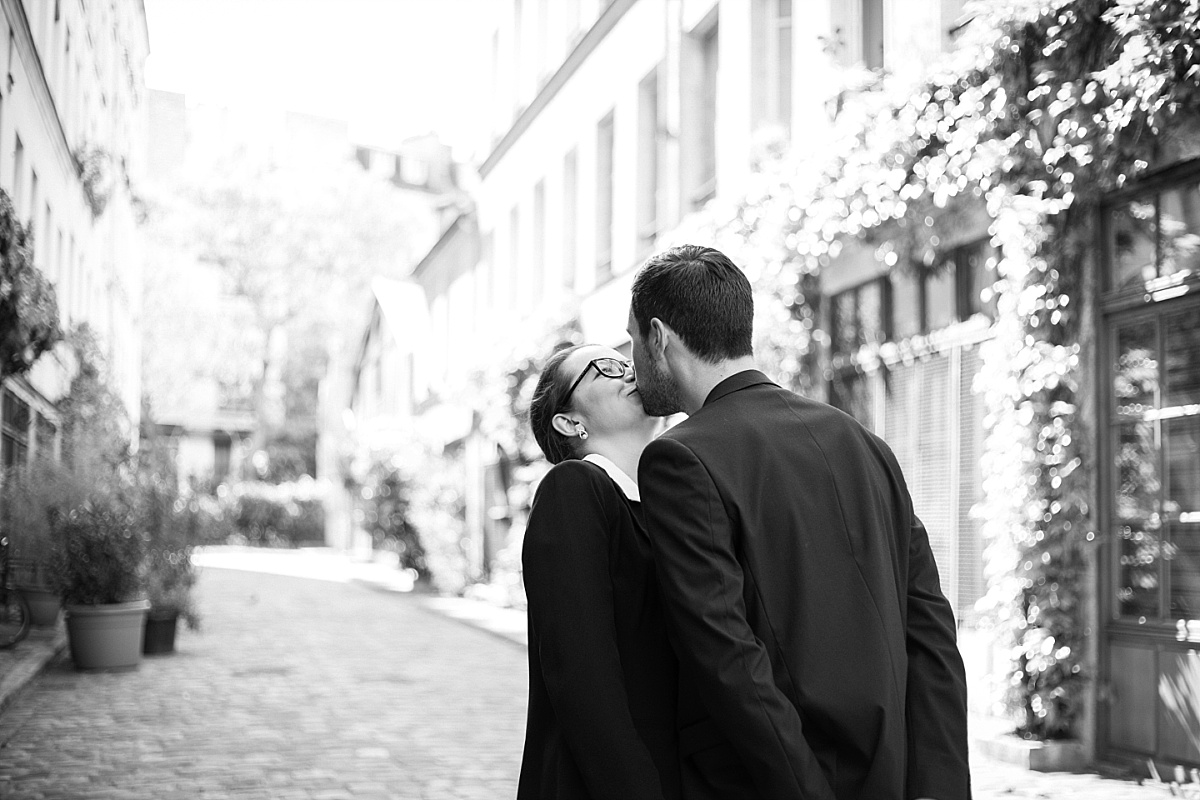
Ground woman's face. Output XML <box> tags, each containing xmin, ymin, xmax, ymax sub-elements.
<box><xmin>556</xmin><ymin>344</ymin><xmax>652</xmax><ymax>438</ymax></box>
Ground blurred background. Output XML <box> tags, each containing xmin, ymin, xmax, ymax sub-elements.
<box><xmin>0</xmin><ymin>0</ymin><xmax>1197</xmax><ymax>780</ymax></box>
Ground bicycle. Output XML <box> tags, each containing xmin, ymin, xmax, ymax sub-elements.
<box><xmin>0</xmin><ymin>533</ymin><xmax>31</xmax><ymax>648</ymax></box>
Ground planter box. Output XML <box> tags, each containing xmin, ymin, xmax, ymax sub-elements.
<box><xmin>973</xmin><ymin>732</ymin><xmax>1087</xmax><ymax>772</ymax></box>
<box><xmin>65</xmin><ymin>600</ymin><xmax>150</xmax><ymax>671</ymax></box>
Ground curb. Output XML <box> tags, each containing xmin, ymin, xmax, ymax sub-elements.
<box><xmin>0</xmin><ymin>627</ymin><xmax>68</xmax><ymax>716</ymax></box>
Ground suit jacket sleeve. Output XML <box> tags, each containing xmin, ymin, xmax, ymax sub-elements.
<box><xmin>904</xmin><ymin>513</ymin><xmax>972</xmax><ymax>800</ymax></box>
<box><xmin>522</xmin><ymin>462</ymin><xmax>666</xmax><ymax>800</ymax></box>
<box><xmin>639</xmin><ymin>436</ymin><xmax>836</xmax><ymax>800</ymax></box>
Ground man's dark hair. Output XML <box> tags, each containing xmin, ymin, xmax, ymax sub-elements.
<box><xmin>528</xmin><ymin>344</ymin><xmax>587</xmax><ymax>465</ymax></box>
<box><xmin>630</xmin><ymin>245</ymin><xmax>753</xmax><ymax>362</ymax></box>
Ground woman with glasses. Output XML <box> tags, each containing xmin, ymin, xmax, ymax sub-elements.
<box><xmin>516</xmin><ymin>343</ymin><xmax>680</xmax><ymax>800</ymax></box>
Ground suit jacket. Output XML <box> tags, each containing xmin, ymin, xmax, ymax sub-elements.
<box><xmin>517</xmin><ymin>458</ymin><xmax>681</xmax><ymax>800</ymax></box>
<box><xmin>638</xmin><ymin>370</ymin><xmax>970</xmax><ymax>800</ymax></box>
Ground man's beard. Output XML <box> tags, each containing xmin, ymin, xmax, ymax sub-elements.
<box><xmin>637</xmin><ymin>357</ymin><xmax>684</xmax><ymax>417</ymax></box>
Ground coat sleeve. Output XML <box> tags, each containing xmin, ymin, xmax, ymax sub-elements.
<box><xmin>522</xmin><ymin>462</ymin><xmax>667</xmax><ymax>800</ymax></box>
<box><xmin>903</xmin><ymin>513</ymin><xmax>972</xmax><ymax>800</ymax></box>
<box><xmin>638</xmin><ymin>437</ymin><xmax>836</xmax><ymax>800</ymax></box>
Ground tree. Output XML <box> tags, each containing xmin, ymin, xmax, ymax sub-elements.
<box><xmin>143</xmin><ymin>148</ymin><xmax>439</xmax><ymax>479</ymax></box>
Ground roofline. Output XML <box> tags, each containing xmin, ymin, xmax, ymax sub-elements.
<box><xmin>410</xmin><ymin>211</ymin><xmax>472</xmax><ymax>280</ymax></box>
<box><xmin>479</xmin><ymin>0</ymin><xmax>637</xmax><ymax>178</ymax></box>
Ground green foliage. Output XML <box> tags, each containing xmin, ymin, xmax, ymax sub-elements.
<box><xmin>357</xmin><ymin>456</ymin><xmax>427</xmax><ymax>577</ymax></box>
<box><xmin>224</xmin><ymin>480</ymin><xmax>325</xmax><ymax>548</ymax></box>
<box><xmin>1</xmin><ymin>456</ymin><xmax>91</xmax><ymax>586</ymax></box>
<box><xmin>49</xmin><ymin>496</ymin><xmax>147</xmax><ymax>605</ymax></box>
<box><xmin>131</xmin><ymin>440</ymin><xmax>201</xmax><ymax>629</ymax></box>
<box><xmin>59</xmin><ymin>324</ymin><xmax>132</xmax><ymax>474</ymax></box>
<box><xmin>0</xmin><ymin>187</ymin><xmax>60</xmax><ymax>378</ymax></box>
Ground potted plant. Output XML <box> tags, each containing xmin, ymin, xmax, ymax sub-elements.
<box><xmin>1</xmin><ymin>457</ymin><xmax>89</xmax><ymax>626</ymax></box>
<box><xmin>48</xmin><ymin>494</ymin><xmax>149</xmax><ymax>670</ymax></box>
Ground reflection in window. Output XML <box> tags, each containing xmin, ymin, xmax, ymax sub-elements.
<box><xmin>1167</xmin><ymin>418</ymin><xmax>1200</xmax><ymax>618</ymax></box>
<box><xmin>1116</xmin><ymin>421</ymin><xmax>1162</xmax><ymax>617</ymax></box>
<box><xmin>1166</xmin><ymin>310</ymin><xmax>1200</xmax><ymax>409</ymax></box>
<box><xmin>830</xmin><ymin>278</ymin><xmax>887</xmax><ymax>358</ymax></box>
<box><xmin>1161</xmin><ymin>182</ymin><xmax>1200</xmax><ymax>277</ymax></box>
<box><xmin>1111</xmin><ymin>200</ymin><xmax>1158</xmax><ymax>290</ymax></box>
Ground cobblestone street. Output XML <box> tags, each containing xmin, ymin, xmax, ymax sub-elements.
<box><xmin>0</xmin><ymin>557</ymin><xmax>1176</xmax><ymax>799</ymax></box>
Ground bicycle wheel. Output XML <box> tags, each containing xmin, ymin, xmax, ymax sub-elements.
<box><xmin>0</xmin><ymin>589</ymin><xmax>31</xmax><ymax>648</ymax></box>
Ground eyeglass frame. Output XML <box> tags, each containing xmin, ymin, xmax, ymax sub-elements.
<box><xmin>558</xmin><ymin>357</ymin><xmax>633</xmax><ymax>411</ymax></box>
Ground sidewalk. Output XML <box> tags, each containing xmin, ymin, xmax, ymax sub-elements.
<box><xmin>0</xmin><ymin>547</ymin><xmax>1172</xmax><ymax>799</ymax></box>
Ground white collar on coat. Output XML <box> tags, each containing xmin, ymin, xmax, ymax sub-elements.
<box><xmin>582</xmin><ymin>453</ymin><xmax>640</xmax><ymax>502</ymax></box>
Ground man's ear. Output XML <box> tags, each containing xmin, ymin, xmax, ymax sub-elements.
<box><xmin>551</xmin><ymin>413</ymin><xmax>581</xmax><ymax>438</ymax></box>
<box><xmin>649</xmin><ymin>318</ymin><xmax>670</xmax><ymax>360</ymax></box>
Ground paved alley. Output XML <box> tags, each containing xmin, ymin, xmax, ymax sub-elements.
<box><xmin>0</xmin><ymin>557</ymin><xmax>1175</xmax><ymax>799</ymax></box>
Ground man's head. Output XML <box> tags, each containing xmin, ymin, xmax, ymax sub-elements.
<box><xmin>627</xmin><ymin>245</ymin><xmax>754</xmax><ymax>416</ymax></box>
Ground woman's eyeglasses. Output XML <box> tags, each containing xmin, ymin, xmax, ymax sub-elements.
<box><xmin>560</xmin><ymin>357</ymin><xmax>633</xmax><ymax>408</ymax></box>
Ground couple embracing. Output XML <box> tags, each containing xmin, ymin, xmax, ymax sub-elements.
<box><xmin>516</xmin><ymin>245</ymin><xmax>970</xmax><ymax>800</ymax></box>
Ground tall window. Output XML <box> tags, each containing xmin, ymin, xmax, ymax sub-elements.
<box><xmin>684</xmin><ymin>18</ymin><xmax>719</xmax><ymax>209</ymax></box>
<box><xmin>862</xmin><ymin>0</ymin><xmax>884</xmax><ymax>70</ymax></box>
<box><xmin>13</xmin><ymin>135</ymin><xmax>23</xmax><ymax>217</ymax></box>
<box><xmin>562</xmin><ymin>149</ymin><xmax>578</xmax><ymax>289</ymax></box>
<box><xmin>636</xmin><ymin>65</ymin><xmax>660</xmax><ymax>258</ymax></box>
<box><xmin>532</xmin><ymin>179</ymin><xmax>546</xmax><ymax>304</ymax></box>
<box><xmin>770</xmin><ymin>0</ymin><xmax>793</xmax><ymax>131</ymax></box>
<box><xmin>28</xmin><ymin>170</ymin><xmax>37</xmax><ymax>232</ymax></box>
<box><xmin>1</xmin><ymin>389</ymin><xmax>30</xmax><ymax>469</ymax></box>
<box><xmin>890</xmin><ymin>238</ymin><xmax>997</xmax><ymax>338</ymax></box>
<box><xmin>595</xmin><ymin>110</ymin><xmax>615</xmax><ymax>284</ymax></box>
<box><xmin>509</xmin><ymin>205</ymin><xmax>521</xmax><ymax>308</ymax></box>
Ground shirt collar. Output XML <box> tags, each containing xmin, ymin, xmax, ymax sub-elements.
<box><xmin>702</xmin><ymin>369</ymin><xmax>776</xmax><ymax>408</ymax></box>
<box><xmin>582</xmin><ymin>453</ymin><xmax>640</xmax><ymax>502</ymax></box>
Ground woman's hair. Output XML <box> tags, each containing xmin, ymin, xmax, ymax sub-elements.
<box><xmin>529</xmin><ymin>344</ymin><xmax>587</xmax><ymax>464</ymax></box>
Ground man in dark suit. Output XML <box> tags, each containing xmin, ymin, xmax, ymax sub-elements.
<box><xmin>627</xmin><ymin>245</ymin><xmax>970</xmax><ymax>800</ymax></box>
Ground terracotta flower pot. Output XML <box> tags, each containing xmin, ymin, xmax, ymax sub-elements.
<box><xmin>64</xmin><ymin>600</ymin><xmax>150</xmax><ymax>670</ymax></box>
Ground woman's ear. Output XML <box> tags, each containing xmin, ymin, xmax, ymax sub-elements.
<box><xmin>551</xmin><ymin>412</ymin><xmax>581</xmax><ymax>439</ymax></box>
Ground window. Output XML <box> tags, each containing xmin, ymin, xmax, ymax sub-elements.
<box><xmin>828</xmin><ymin>278</ymin><xmax>887</xmax><ymax>430</ymax></box>
<box><xmin>34</xmin><ymin>412</ymin><xmax>56</xmax><ymax>461</ymax></box>
<box><xmin>1107</xmin><ymin>178</ymin><xmax>1200</xmax><ymax>293</ymax></box>
<box><xmin>28</xmin><ymin>170</ymin><xmax>37</xmax><ymax>230</ymax></box>
<box><xmin>532</xmin><ymin>179</ymin><xmax>546</xmax><ymax>304</ymax></box>
<box><xmin>2</xmin><ymin>389</ymin><xmax>30</xmax><ymax>469</ymax></box>
<box><xmin>13</xmin><ymin>135</ymin><xmax>23</xmax><ymax>217</ymax></box>
<box><xmin>887</xmin><ymin>238</ymin><xmax>998</xmax><ymax>338</ymax></box>
<box><xmin>862</xmin><ymin>0</ymin><xmax>884</xmax><ymax>70</ymax></box>
<box><xmin>770</xmin><ymin>0</ymin><xmax>793</xmax><ymax>131</ymax></box>
<box><xmin>595</xmin><ymin>110</ymin><xmax>615</xmax><ymax>284</ymax></box>
<box><xmin>509</xmin><ymin>205</ymin><xmax>521</xmax><ymax>307</ymax></box>
<box><xmin>685</xmin><ymin>21</ymin><xmax>719</xmax><ymax>209</ymax></box>
<box><xmin>563</xmin><ymin>149</ymin><xmax>578</xmax><ymax>289</ymax></box>
<box><xmin>636</xmin><ymin>65</ymin><xmax>660</xmax><ymax>258</ymax></box>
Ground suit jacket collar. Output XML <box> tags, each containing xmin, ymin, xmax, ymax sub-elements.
<box><xmin>702</xmin><ymin>369</ymin><xmax>776</xmax><ymax>409</ymax></box>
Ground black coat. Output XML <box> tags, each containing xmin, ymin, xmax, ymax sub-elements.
<box><xmin>638</xmin><ymin>370</ymin><xmax>970</xmax><ymax>800</ymax></box>
<box><xmin>517</xmin><ymin>458</ymin><xmax>681</xmax><ymax>800</ymax></box>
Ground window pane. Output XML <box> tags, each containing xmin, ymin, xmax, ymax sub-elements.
<box><xmin>832</xmin><ymin>290</ymin><xmax>857</xmax><ymax>357</ymax></box>
<box><xmin>1114</xmin><ymin>318</ymin><xmax>1159</xmax><ymax>416</ymax></box>
<box><xmin>960</xmin><ymin>240</ymin><xmax>998</xmax><ymax>319</ymax></box>
<box><xmin>926</xmin><ymin>266</ymin><xmax>956</xmax><ymax>331</ymax></box>
<box><xmin>1167</xmin><ymin>417</ymin><xmax>1200</xmax><ymax>617</ymax></box>
<box><xmin>859</xmin><ymin>280</ymin><xmax>885</xmax><ymax>345</ymax></box>
<box><xmin>1160</xmin><ymin>182</ymin><xmax>1200</xmax><ymax>278</ymax></box>
<box><xmin>1116</xmin><ymin>420</ymin><xmax>1162</xmax><ymax>617</ymax></box>
<box><xmin>1165</xmin><ymin>309</ymin><xmax>1200</xmax><ymax>409</ymax></box>
<box><xmin>891</xmin><ymin>269</ymin><xmax>921</xmax><ymax>339</ymax></box>
<box><xmin>1111</xmin><ymin>199</ymin><xmax>1158</xmax><ymax>290</ymax></box>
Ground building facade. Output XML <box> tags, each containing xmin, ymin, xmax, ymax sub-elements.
<box><xmin>0</xmin><ymin>0</ymin><xmax>148</xmax><ymax>468</ymax></box>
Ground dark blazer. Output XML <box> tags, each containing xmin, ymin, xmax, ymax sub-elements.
<box><xmin>638</xmin><ymin>370</ymin><xmax>970</xmax><ymax>800</ymax></box>
<box><xmin>517</xmin><ymin>458</ymin><xmax>681</xmax><ymax>800</ymax></box>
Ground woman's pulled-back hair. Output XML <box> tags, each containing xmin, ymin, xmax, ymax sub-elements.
<box><xmin>529</xmin><ymin>344</ymin><xmax>587</xmax><ymax>464</ymax></box>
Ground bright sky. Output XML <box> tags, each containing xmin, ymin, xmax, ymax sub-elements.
<box><xmin>144</xmin><ymin>0</ymin><xmax>496</xmax><ymax>156</ymax></box>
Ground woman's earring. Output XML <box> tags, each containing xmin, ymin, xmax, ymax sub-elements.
<box><xmin>577</xmin><ymin>426</ymin><xmax>588</xmax><ymax>440</ymax></box>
